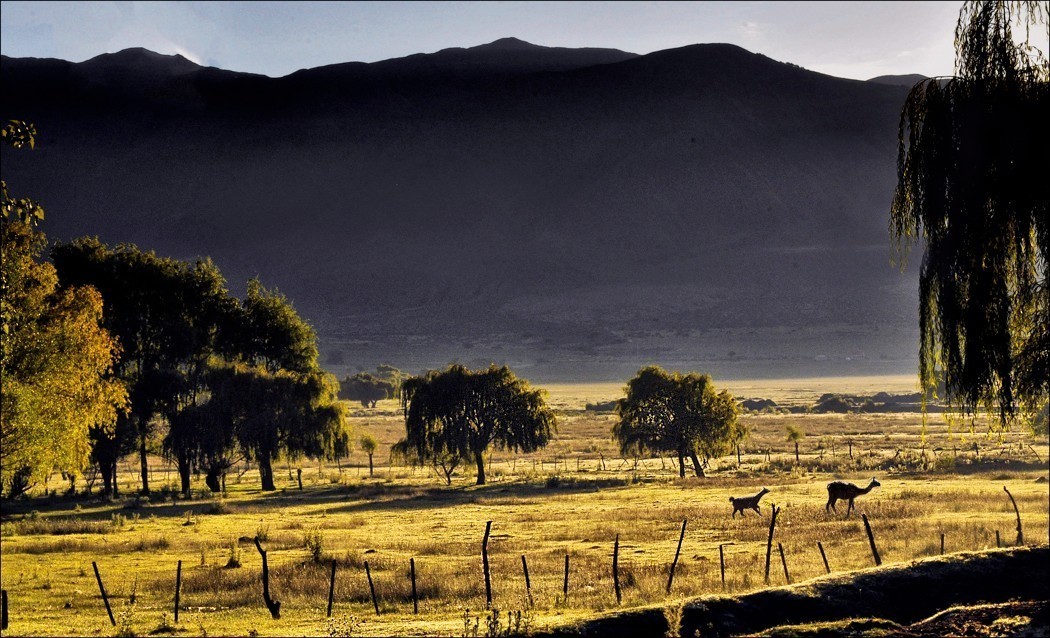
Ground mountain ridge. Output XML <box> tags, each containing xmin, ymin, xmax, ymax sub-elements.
<box><xmin>0</xmin><ymin>42</ymin><xmax>921</xmax><ymax>381</ymax></box>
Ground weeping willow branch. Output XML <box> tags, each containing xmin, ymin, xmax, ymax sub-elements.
<box><xmin>890</xmin><ymin>1</ymin><xmax>1049</xmax><ymax>430</ymax></box>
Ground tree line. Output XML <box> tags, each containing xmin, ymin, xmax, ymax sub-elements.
<box><xmin>2</xmin><ymin>122</ymin><xmax>348</xmax><ymax>497</ymax></box>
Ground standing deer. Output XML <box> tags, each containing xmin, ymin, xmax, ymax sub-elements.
<box><xmin>825</xmin><ymin>477</ymin><xmax>880</xmax><ymax>515</ymax></box>
<box><xmin>729</xmin><ymin>487</ymin><xmax>771</xmax><ymax>517</ymax></box>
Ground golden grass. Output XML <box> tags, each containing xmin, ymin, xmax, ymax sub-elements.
<box><xmin>1</xmin><ymin>377</ymin><xmax>1047</xmax><ymax>637</ymax></box>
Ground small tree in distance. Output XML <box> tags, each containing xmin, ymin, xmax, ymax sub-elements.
<box><xmin>360</xmin><ymin>433</ymin><xmax>378</xmax><ymax>477</ymax></box>
<box><xmin>396</xmin><ymin>364</ymin><xmax>556</xmax><ymax>485</ymax></box>
<box><xmin>786</xmin><ymin>424</ymin><xmax>805</xmax><ymax>465</ymax></box>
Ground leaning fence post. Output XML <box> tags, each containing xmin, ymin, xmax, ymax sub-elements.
<box><xmin>365</xmin><ymin>561</ymin><xmax>379</xmax><ymax>615</ymax></box>
<box><xmin>410</xmin><ymin>558</ymin><xmax>418</xmax><ymax>614</ymax></box>
<box><xmin>817</xmin><ymin>542</ymin><xmax>830</xmax><ymax>574</ymax></box>
<box><xmin>521</xmin><ymin>555</ymin><xmax>533</xmax><ymax>608</ymax></box>
<box><xmin>1004</xmin><ymin>486</ymin><xmax>1023</xmax><ymax>545</ymax></box>
<box><xmin>764</xmin><ymin>504</ymin><xmax>780</xmax><ymax>585</ymax></box>
<box><xmin>613</xmin><ymin>534</ymin><xmax>622</xmax><ymax>605</ymax></box>
<box><xmin>862</xmin><ymin>514</ymin><xmax>881</xmax><ymax>566</ymax></box>
<box><xmin>719</xmin><ymin>544</ymin><xmax>726</xmax><ymax>590</ymax></box>
<box><xmin>327</xmin><ymin>560</ymin><xmax>337</xmax><ymax>617</ymax></box>
<box><xmin>482</xmin><ymin>521</ymin><xmax>493</xmax><ymax>608</ymax></box>
<box><xmin>174</xmin><ymin>560</ymin><xmax>182</xmax><ymax>623</ymax></box>
<box><xmin>666</xmin><ymin>519</ymin><xmax>687</xmax><ymax>594</ymax></box>
<box><xmin>253</xmin><ymin>537</ymin><xmax>281</xmax><ymax>619</ymax></box>
<box><xmin>92</xmin><ymin>561</ymin><xmax>115</xmax><ymax>626</ymax></box>
<box><xmin>778</xmin><ymin>543</ymin><xmax>791</xmax><ymax>584</ymax></box>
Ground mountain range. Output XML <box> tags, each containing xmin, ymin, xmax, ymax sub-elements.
<box><xmin>0</xmin><ymin>38</ymin><xmax>924</xmax><ymax>382</ymax></box>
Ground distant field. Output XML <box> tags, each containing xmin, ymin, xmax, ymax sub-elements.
<box><xmin>1</xmin><ymin>377</ymin><xmax>1046</xmax><ymax>637</ymax></box>
<box><xmin>543</xmin><ymin>374</ymin><xmax>921</xmax><ymax>409</ymax></box>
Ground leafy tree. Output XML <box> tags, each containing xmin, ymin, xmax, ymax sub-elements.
<box><xmin>341</xmin><ymin>373</ymin><xmax>395</xmax><ymax>408</ymax></box>
<box><xmin>891</xmin><ymin>0</ymin><xmax>1049</xmax><ymax>429</ymax></box>
<box><xmin>397</xmin><ymin>364</ymin><xmax>556</xmax><ymax>485</ymax></box>
<box><xmin>613</xmin><ymin>366</ymin><xmax>740</xmax><ymax>478</ymax></box>
<box><xmin>360</xmin><ymin>433</ymin><xmax>377</xmax><ymax>477</ymax></box>
<box><xmin>1</xmin><ymin>122</ymin><xmax>126</xmax><ymax>497</ymax></box>
<box><xmin>785</xmin><ymin>424</ymin><xmax>805</xmax><ymax>465</ymax></box>
<box><xmin>51</xmin><ymin>240</ymin><xmax>236</xmax><ymax>494</ymax></box>
<box><xmin>239</xmin><ymin>278</ymin><xmax>318</xmax><ymax>374</ymax></box>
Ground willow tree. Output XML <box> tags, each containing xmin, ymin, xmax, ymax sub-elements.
<box><xmin>891</xmin><ymin>1</ymin><xmax>1049</xmax><ymax>429</ymax></box>
<box><xmin>397</xmin><ymin>364</ymin><xmax>555</xmax><ymax>485</ymax></box>
<box><xmin>614</xmin><ymin>366</ymin><xmax>740</xmax><ymax>477</ymax></box>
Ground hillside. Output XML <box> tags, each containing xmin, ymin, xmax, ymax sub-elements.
<box><xmin>0</xmin><ymin>40</ymin><xmax>920</xmax><ymax>381</ymax></box>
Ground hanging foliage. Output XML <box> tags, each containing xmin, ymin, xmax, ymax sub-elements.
<box><xmin>890</xmin><ymin>1</ymin><xmax>1049</xmax><ymax>428</ymax></box>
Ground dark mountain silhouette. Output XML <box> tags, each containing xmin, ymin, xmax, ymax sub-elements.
<box><xmin>867</xmin><ymin>73</ymin><xmax>928</xmax><ymax>87</ymax></box>
<box><xmin>1</xmin><ymin>40</ymin><xmax>920</xmax><ymax>381</ymax></box>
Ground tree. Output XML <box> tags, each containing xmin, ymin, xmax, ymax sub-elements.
<box><xmin>891</xmin><ymin>1</ymin><xmax>1049</xmax><ymax>430</ymax></box>
<box><xmin>341</xmin><ymin>373</ymin><xmax>395</xmax><ymax>408</ymax></box>
<box><xmin>360</xmin><ymin>433</ymin><xmax>377</xmax><ymax>477</ymax></box>
<box><xmin>1</xmin><ymin>121</ymin><xmax>126</xmax><ymax>497</ymax></box>
<box><xmin>51</xmin><ymin>240</ymin><xmax>237</xmax><ymax>494</ymax></box>
<box><xmin>397</xmin><ymin>364</ymin><xmax>556</xmax><ymax>485</ymax></box>
<box><xmin>785</xmin><ymin>424</ymin><xmax>805</xmax><ymax>465</ymax></box>
<box><xmin>614</xmin><ymin>366</ymin><xmax>740</xmax><ymax>478</ymax></box>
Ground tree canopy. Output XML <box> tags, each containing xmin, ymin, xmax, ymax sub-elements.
<box><xmin>613</xmin><ymin>366</ymin><xmax>740</xmax><ymax>477</ymax></box>
<box><xmin>1</xmin><ymin>122</ymin><xmax>126</xmax><ymax>496</ymax></box>
<box><xmin>891</xmin><ymin>0</ymin><xmax>1049</xmax><ymax>429</ymax></box>
<box><xmin>341</xmin><ymin>372</ymin><xmax>396</xmax><ymax>408</ymax></box>
<box><xmin>395</xmin><ymin>364</ymin><xmax>555</xmax><ymax>485</ymax></box>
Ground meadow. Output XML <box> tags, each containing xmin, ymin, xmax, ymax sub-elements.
<box><xmin>1</xmin><ymin>379</ymin><xmax>1047</xmax><ymax>637</ymax></box>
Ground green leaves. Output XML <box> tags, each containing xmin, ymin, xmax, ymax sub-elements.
<box><xmin>890</xmin><ymin>1</ymin><xmax>1049</xmax><ymax>429</ymax></box>
<box><xmin>613</xmin><ymin>366</ymin><xmax>740</xmax><ymax>476</ymax></box>
<box><xmin>397</xmin><ymin>364</ymin><xmax>556</xmax><ymax>485</ymax></box>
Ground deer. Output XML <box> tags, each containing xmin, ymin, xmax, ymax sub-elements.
<box><xmin>825</xmin><ymin>477</ymin><xmax>880</xmax><ymax>515</ymax></box>
<box><xmin>729</xmin><ymin>487</ymin><xmax>771</xmax><ymax>518</ymax></box>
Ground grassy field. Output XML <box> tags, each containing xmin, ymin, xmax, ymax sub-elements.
<box><xmin>1</xmin><ymin>378</ymin><xmax>1047</xmax><ymax>637</ymax></box>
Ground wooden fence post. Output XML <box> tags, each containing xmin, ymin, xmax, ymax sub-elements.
<box><xmin>613</xmin><ymin>534</ymin><xmax>622</xmax><ymax>605</ymax></box>
<box><xmin>365</xmin><ymin>561</ymin><xmax>379</xmax><ymax>615</ymax></box>
<box><xmin>940</xmin><ymin>533</ymin><xmax>945</xmax><ymax>555</ymax></box>
<box><xmin>521</xmin><ymin>555</ymin><xmax>532</xmax><ymax>608</ymax></box>
<box><xmin>764</xmin><ymin>505</ymin><xmax>780</xmax><ymax>585</ymax></box>
<box><xmin>778</xmin><ymin>543</ymin><xmax>791</xmax><ymax>584</ymax></box>
<box><xmin>482</xmin><ymin>521</ymin><xmax>493</xmax><ymax>608</ymax></box>
<box><xmin>563</xmin><ymin>554</ymin><xmax>570</xmax><ymax>601</ymax></box>
<box><xmin>410</xmin><ymin>558</ymin><xmax>418</xmax><ymax>614</ymax></box>
<box><xmin>1004</xmin><ymin>486</ymin><xmax>1023</xmax><ymax>545</ymax></box>
<box><xmin>996</xmin><ymin>530</ymin><xmax>1001</xmax><ymax>548</ymax></box>
<box><xmin>719</xmin><ymin>544</ymin><xmax>726</xmax><ymax>590</ymax></box>
<box><xmin>327</xmin><ymin>560</ymin><xmax>336</xmax><ymax>618</ymax></box>
<box><xmin>817</xmin><ymin>542</ymin><xmax>830</xmax><ymax>574</ymax></box>
<box><xmin>862</xmin><ymin>514</ymin><xmax>881</xmax><ymax>566</ymax></box>
<box><xmin>92</xmin><ymin>561</ymin><xmax>115</xmax><ymax>626</ymax></box>
<box><xmin>253</xmin><ymin>537</ymin><xmax>281</xmax><ymax>619</ymax></box>
<box><xmin>174</xmin><ymin>560</ymin><xmax>182</xmax><ymax>623</ymax></box>
<box><xmin>666</xmin><ymin>519</ymin><xmax>687</xmax><ymax>594</ymax></box>
<box><xmin>2</xmin><ymin>589</ymin><xmax>8</xmax><ymax>630</ymax></box>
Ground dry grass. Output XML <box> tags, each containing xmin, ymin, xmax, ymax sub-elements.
<box><xmin>1</xmin><ymin>378</ymin><xmax>1047</xmax><ymax>636</ymax></box>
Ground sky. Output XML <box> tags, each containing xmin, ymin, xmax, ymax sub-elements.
<box><xmin>0</xmin><ymin>1</ymin><xmax>962</xmax><ymax>80</ymax></box>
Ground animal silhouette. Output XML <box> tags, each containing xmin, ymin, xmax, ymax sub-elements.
<box><xmin>729</xmin><ymin>487</ymin><xmax>771</xmax><ymax>517</ymax></box>
<box><xmin>826</xmin><ymin>477</ymin><xmax>880</xmax><ymax>515</ymax></box>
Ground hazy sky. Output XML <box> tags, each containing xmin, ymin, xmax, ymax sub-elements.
<box><xmin>1</xmin><ymin>1</ymin><xmax>962</xmax><ymax>80</ymax></box>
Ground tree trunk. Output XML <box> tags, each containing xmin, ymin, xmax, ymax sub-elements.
<box><xmin>368</xmin><ymin>454</ymin><xmax>374</xmax><ymax>477</ymax></box>
<box><xmin>177</xmin><ymin>457</ymin><xmax>192</xmax><ymax>498</ymax></box>
<box><xmin>689</xmin><ymin>452</ymin><xmax>706</xmax><ymax>478</ymax></box>
<box><xmin>101</xmin><ymin>461</ymin><xmax>116</xmax><ymax>497</ymax></box>
<box><xmin>677</xmin><ymin>452</ymin><xmax>686</xmax><ymax>478</ymax></box>
<box><xmin>205</xmin><ymin>466</ymin><xmax>222</xmax><ymax>493</ymax></box>
<box><xmin>736</xmin><ymin>443</ymin><xmax>742</xmax><ymax>466</ymax></box>
<box><xmin>139</xmin><ymin>432</ymin><xmax>150</xmax><ymax>494</ymax></box>
<box><xmin>259</xmin><ymin>455</ymin><xmax>276</xmax><ymax>491</ymax></box>
<box><xmin>794</xmin><ymin>442</ymin><xmax>800</xmax><ymax>464</ymax></box>
<box><xmin>475</xmin><ymin>451</ymin><xmax>487</xmax><ymax>485</ymax></box>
